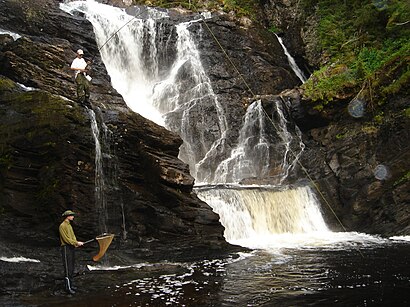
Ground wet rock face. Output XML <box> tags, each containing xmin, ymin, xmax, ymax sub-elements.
<box><xmin>258</xmin><ymin>89</ymin><xmax>409</xmax><ymax>236</ymax></box>
<box><xmin>258</xmin><ymin>0</ymin><xmax>409</xmax><ymax>236</ymax></box>
<box><xmin>1</xmin><ymin>0</ymin><xmax>239</xmax><ymax>264</ymax></box>
<box><xmin>260</xmin><ymin>0</ymin><xmax>314</xmax><ymax>73</ymax></box>
<box><xmin>1</xmin><ymin>1</ymin><xmax>254</xmax><ymax>298</ymax></box>
<box><xmin>290</xmin><ymin>93</ymin><xmax>410</xmax><ymax>236</ymax></box>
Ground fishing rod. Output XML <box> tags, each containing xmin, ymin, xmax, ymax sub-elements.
<box><xmin>88</xmin><ymin>6</ymin><xmax>149</xmax><ymax>64</ymax></box>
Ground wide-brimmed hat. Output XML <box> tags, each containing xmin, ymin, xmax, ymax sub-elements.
<box><xmin>62</xmin><ymin>210</ymin><xmax>76</xmax><ymax>217</ymax></box>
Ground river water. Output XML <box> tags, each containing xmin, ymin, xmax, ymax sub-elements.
<box><xmin>14</xmin><ymin>237</ymin><xmax>407</xmax><ymax>306</ymax></box>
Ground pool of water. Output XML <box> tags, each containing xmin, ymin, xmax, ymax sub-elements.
<box><xmin>21</xmin><ymin>237</ymin><xmax>409</xmax><ymax>307</ymax></box>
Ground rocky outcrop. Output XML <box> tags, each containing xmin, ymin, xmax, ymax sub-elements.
<box><xmin>260</xmin><ymin>0</ymin><xmax>409</xmax><ymax>235</ymax></box>
<box><xmin>263</xmin><ymin>89</ymin><xmax>410</xmax><ymax>236</ymax></box>
<box><xmin>299</xmin><ymin>95</ymin><xmax>410</xmax><ymax>236</ymax></box>
<box><xmin>260</xmin><ymin>0</ymin><xmax>314</xmax><ymax>74</ymax></box>
<box><xmin>1</xmin><ymin>0</ymin><xmax>247</xmax><ymax>297</ymax></box>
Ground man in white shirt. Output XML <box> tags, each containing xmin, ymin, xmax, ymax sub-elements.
<box><xmin>70</xmin><ymin>49</ymin><xmax>91</xmax><ymax>106</ymax></box>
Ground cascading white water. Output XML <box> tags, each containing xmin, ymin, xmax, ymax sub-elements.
<box><xmin>88</xmin><ymin>109</ymin><xmax>108</xmax><ymax>234</ymax></box>
<box><xmin>62</xmin><ymin>1</ymin><xmax>334</xmax><ymax>249</ymax></box>
<box><xmin>213</xmin><ymin>99</ymin><xmax>305</xmax><ymax>184</ymax></box>
<box><xmin>61</xmin><ymin>1</ymin><xmax>228</xmax><ymax>182</ymax></box>
<box><xmin>196</xmin><ymin>185</ymin><xmax>329</xmax><ymax>244</ymax></box>
<box><xmin>213</xmin><ymin>100</ymin><xmax>270</xmax><ymax>183</ymax></box>
<box><xmin>0</xmin><ymin>28</ymin><xmax>21</xmax><ymax>40</ymax></box>
<box><xmin>101</xmin><ymin>121</ymin><xmax>127</xmax><ymax>240</ymax></box>
<box><xmin>89</xmin><ymin>107</ymin><xmax>128</xmax><ymax>239</ymax></box>
<box><xmin>275</xmin><ymin>34</ymin><xmax>307</xmax><ymax>83</ymax></box>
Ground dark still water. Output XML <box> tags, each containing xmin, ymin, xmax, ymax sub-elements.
<box><xmin>18</xmin><ymin>239</ymin><xmax>410</xmax><ymax>307</ymax></box>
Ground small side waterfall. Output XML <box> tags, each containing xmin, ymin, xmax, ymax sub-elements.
<box><xmin>100</xmin><ymin>121</ymin><xmax>127</xmax><ymax>241</ymax></box>
<box><xmin>88</xmin><ymin>108</ymin><xmax>127</xmax><ymax>239</ymax></box>
<box><xmin>275</xmin><ymin>34</ymin><xmax>307</xmax><ymax>83</ymax></box>
<box><xmin>88</xmin><ymin>109</ymin><xmax>108</xmax><ymax>234</ymax></box>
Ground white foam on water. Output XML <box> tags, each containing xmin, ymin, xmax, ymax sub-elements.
<box><xmin>0</xmin><ymin>256</ymin><xmax>40</xmax><ymax>263</ymax></box>
<box><xmin>0</xmin><ymin>28</ymin><xmax>21</xmax><ymax>40</ymax></box>
<box><xmin>87</xmin><ymin>262</ymin><xmax>155</xmax><ymax>271</ymax></box>
<box><xmin>389</xmin><ymin>235</ymin><xmax>410</xmax><ymax>242</ymax></box>
<box><xmin>231</xmin><ymin>231</ymin><xmax>390</xmax><ymax>251</ymax></box>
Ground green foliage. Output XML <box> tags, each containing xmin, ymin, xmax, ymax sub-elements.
<box><xmin>133</xmin><ymin>0</ymin><xmax>259</xmax><ymax>18</ymax></box>
<box><xmin>302</xmin><ymin>64</ymin><xmax>357</xmax><ymax>102</ymax></box>
<box><xmin>268</xmin><ymin>25</ymin><xmax>280</xmax><ymax>33</ymax></box>
<box><xmin>394</xmin><ymin>170</ymin><xmax>410</xmax><ymax>187</ymax></box>
<box><xmin>373</xmin><ymin>112</ymin><xmax>384</xmax><ymax>124</ymax></box>
<box><xmin>301</xmin><ymin>0</ymin><xmax>410</xmax><ymax>106</ymax></box>
<box><xmin>222</xmin><ymin>0</ymin><xmax>258</xmax><ymax>17</ymax></box>
<box><xmin>356</xmin><ymin>47</ymin><xmax>385</xmax><ymax>75</ymax></box>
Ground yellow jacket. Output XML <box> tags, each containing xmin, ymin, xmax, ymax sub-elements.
<box><xmin>59</xmin><ymin>220</ymin><xmax>78</xmax><ymax>246</ymax></box>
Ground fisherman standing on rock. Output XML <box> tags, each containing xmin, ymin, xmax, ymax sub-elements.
<box><xmin>71</xmin><ymin>49</ymin><xmax>92</xmax><ymax>107</ymax></box>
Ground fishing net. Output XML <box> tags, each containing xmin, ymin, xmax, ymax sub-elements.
<box><xmin>92</xmin><ymin>234</ymin><xmax>114</xmax><ymax>261</ymax></box>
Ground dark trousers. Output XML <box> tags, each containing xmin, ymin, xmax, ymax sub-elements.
<box><xmin>61</xmin><ymin>245</ymin><xmax>75</xmax><ymax>288</ymax></box>
<box><xmin>75</xmin><ymin>73</ymin><xmax>90</xmax><ymax>104</ymax></box>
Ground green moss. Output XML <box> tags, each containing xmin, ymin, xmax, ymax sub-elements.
<box><xmin>361</xmin><ymin>125</ymin><xmax>378</xmax><ymax>134</ymax></box>
<box><xmin>268</xmin><ymin>25</ymin><xmax>280</xmax><ymax>33</ymax></box>
<box><xmin>133</xmin><ymin>0</ymin><xmax>259</xmax><ymax>19</ymax></box>
<box><xmin>394</xmin><ymin>170</ymin><xmax>410</xmax><ymax>187</ymax></box>
<box><xmin>335</xmin><ymin>132</ymin><xmax>346</xmax><ymax>139</ymax></box>
<box><xmin>301</xmin><ymin>0</ymin><xmax>410</xmax><ymax>108</ymax></box>
<box><xmin>0</xmin><ymin>77</ymin><xmax>18</xmax><ymax>92</ymax></box>
<box><xmin>302</xmin><ymin>64</ymin><xmax>357</xmax><ymax>103</ymax></box>
<box><xmin>373</xmin><ymin>112</ymin><xmax>384</xmax><ymax>124</ymax></box>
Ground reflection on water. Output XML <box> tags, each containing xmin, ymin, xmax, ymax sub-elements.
<box><xmin>29</xmin><ymin>239</ymin><xmax>410</xmax><ymax>307</ymax></box>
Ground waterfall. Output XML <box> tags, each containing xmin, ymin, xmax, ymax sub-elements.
<box><xmin>101</xmin><ymin>122</ymin><xmax>127</xmax><ymax>241</ymax></box>
<box><xmin>196</xmin><ymin>186</ymin><xmax>329</xmax><ymax>242</ymax></box>
<box><xmin>212</xmin><ymin>99</ymin><xmax>304</xmax><ymax>185</ymax></box>
<box><xmin>275</xmin><ymin>34</ymin><xmax>307</xmax><ymax>83</ymax></box>
<box><xmin>88</xmin><ymin>109</ymin><xmax>108</xmax><ymax>234</ymax></box>
<box><xmin>61</xmin><ymin>1</ymin><xmax>329</xmax><ymax>249</ymax></box>
<box><xmin>61</xmin><ymin>1</ymin><xmax>228</xmax><ymax>182</ymax></box>
<box><xmin>88</xmin><ymin>108</ymin><xmax>127</xmax><ymax>239</ymax></box>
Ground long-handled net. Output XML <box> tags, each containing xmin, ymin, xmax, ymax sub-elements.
<box><xmin>92</xmin><ymin>234</ymin><xmax>114</xmax><ymax>261</ymax></box>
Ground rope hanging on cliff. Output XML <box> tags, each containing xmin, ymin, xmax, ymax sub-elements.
<box><xmin>193</xmin><ymin>6</ymin><xmax>363</xmax><ymax>255</ymax></box>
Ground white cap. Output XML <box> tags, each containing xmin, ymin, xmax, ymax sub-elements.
<box><xmin>77</xmin><ymin>49</ymin><xmax>84</xmax><ymax>55</ymax></box>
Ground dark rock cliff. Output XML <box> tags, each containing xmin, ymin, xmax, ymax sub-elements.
<box><xmin>260</xmin><ymin>0</ymin><xmax>409</xmax><ymax>236</ymax></box>
<box><xmin>0</xmin><ymin>0</ymin><xmax>243</xmax><ymax>296</ymax></box>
